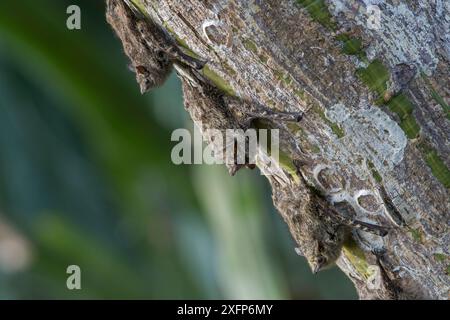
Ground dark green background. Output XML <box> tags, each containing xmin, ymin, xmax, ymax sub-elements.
<box><xmin>0</xmin><ymin>0</ymin><xmax>356</xmax><ymax>299</ymax></box>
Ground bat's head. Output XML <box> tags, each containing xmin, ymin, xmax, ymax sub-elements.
<box><xmin>294</xmin><ymin>213</ymin><xmax>345</xmax><ymax>274</ymax></box>
<box><xmin>308</xmin><ymin>241</ymin><xmax>337</xmax><ymax>274</ymax></box>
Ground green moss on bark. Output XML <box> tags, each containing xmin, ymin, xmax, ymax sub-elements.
<box><xmin>296</xmin><ymin>0</ymin><xmax>337</xmax><ymax>30</ymax></box>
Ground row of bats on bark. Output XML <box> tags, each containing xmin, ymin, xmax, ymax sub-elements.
<box><xmin>106</xmin><ymin>0</ymin><xmax>388</xmax><ymax>274</ymax></box>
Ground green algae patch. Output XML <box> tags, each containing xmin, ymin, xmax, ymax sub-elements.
<box><xmin>242</xmin><ymin>38</ymin><xmax>258</xmax><ymax>53</ymax></box>
<box><xmin>336</xmin><ymin>34</ymin><xmax>366</xmax><ymax>60</ymax></box>
<box><xmin>418</xmin><ymin>142</ymin><xmax>450</xmax><ymax>189</ymax></box>
<box><xmin>329</xmin><ymin>123</ymin><xmax>345</xmax><ymax>138</ymax></box>
<box><xmin>421</xmin><ymin>74</ymin><xmax>450</xmax><ymax>121</ymax></box>
<box><xmin>294</xmin><ymin>89</ymin><xmax>305</xmax><ymax>99</ymax></box>
<box><xmin>356</xmin><ymin>60</ymin><xmax>421</xmax><ymax>139</ymax></box>
<box><xmin>279</xmin><ymin>152</ymin><xmax>301</xmax><ymax>184</ymax></box>
<box><xmin>343</xmin><ymin>238</ymin><xmax>373</xmax><ymax>279</ymax></box>
<box><xmin>311</xmin><ymin>144</ymin><xmax>321</xmax><ymax>153</ymax></box>
<box><xmin>430</xmin><ymin>90</ymin><xmax>450</xmax><ymax>120</ymax></box>
<box><xmin>356</xmin><ymin>59</ymin><xmax>389</xmax><ymax>102</ymax></box>
<box><xmin>409</xmin><ymin>228</ymin><xmax>423</xmax><ymax>243</ymax></box>
<box><xmin>274</xmin><ymin>69</ymin><xmax>294</xmax><ymax>86</ymax></box>
<box><xmin>386</xmin><ymin>94</ymin><xmax>414</xmax><ymax>121</ymax></box>
<box><xmin>312</xmin><ymin>105</ymin><xmax>345</xmax><ymax>138</ymax></box>
<box><xmin>174</xmin><ymin>36</ymin><xmax>201</xmax><ymax>59</ymax></box>
<box><xmin>386</xmin><ymin>94</ymin><xmax>420</xmax><ymax>139</ymax></box>
<box><xmin>283</xmin><ymin>75</ymin><xmax>293</xmax><ymax>86</ymax></box>
<box><xmin>342</xmin><ymin>38</ymin><xmax>362</xmax><ymax>55</ymax></box>
<box><xmin>130</xmin><ymin>0</ymin><xmax>147</xmax><ymax>14</ymax></box>
<box><xmin>222</xmin><ymin>62</ymin><xmax>237</xmax><ymax>76</ymax></box>
<box><xmin>286</xmin><ymin>122</ymin><xmax>321</xmax><ymax>154</ymax></box>
<box><xmin>357</xmin><ymin>61</ymin><xmax>420</xmax><ymax>139</ymax></box>
<box><xmin>335</xmin><ymin>33</ymin><xmax>350</xmax><ymax>42</ymax></box>
<box><xmin>267</xmin><ymin>100</ymin><xmax>276</xmax><ymax>108</ymax></box>
<box><xmin>259</xmin><ymin>54</ymin><xmax>269</xmax><ymax>64</ymax></box>
<box><xmin>367</xmin><ymin>160</ymin><xmax>382</xmax><ymax>182</ymax></box>
<box><xmin>434</xmin><ymin>253</ymin><xmax>447</xmax><ymax>262</ymax></box>
<box><xmin>202</xmin><ymin>66</ymin><xmax>235</xmax><ymax>96</ymax></box>
<box><xmin>398</xmin><ymin>116</ymin><xmax>420</xmax><ymax>139</ymax></box>
<box><xmin>161</xmin><ymin>23</ymin><xmax>204</xmax><ymax>61</ymax></box>
<box><xmin>296</xmin><ymin>0</ymin><xmax>337</xmax><ymax>30</ymax></box>
<box><xmin>286</xmin><ymin>122</ymin><xmax>304</xmax><ymax>136</ymax></box>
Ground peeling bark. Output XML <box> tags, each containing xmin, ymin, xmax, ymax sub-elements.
<box><xmin>118</xmin><ymin>0</ymin><xmax>450</xmax><ymax>299</ymax></box>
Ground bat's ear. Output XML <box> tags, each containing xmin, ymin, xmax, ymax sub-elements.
<box><xmin>294</xmin><ymin>247</ymin><xmax>304</xmax><ymax>257</ymax></box>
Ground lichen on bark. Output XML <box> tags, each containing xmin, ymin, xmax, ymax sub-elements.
<box><xmin>120</xmin><ymin>0</ymin><xmax>450</xmax><ymax>299</ymax></box>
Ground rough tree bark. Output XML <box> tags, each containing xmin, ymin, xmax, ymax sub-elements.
<box><xmin>117</xmin><ymin>0</ymin><xmax>449</xmax><ymax>299</ymax></box>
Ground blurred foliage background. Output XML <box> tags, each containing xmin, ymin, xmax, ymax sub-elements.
<box><xmin>0</xmin><ymin>0</ymin><xmax>356</xmax><ymax>299</ymax></box>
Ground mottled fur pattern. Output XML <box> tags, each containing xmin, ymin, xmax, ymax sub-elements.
<box><xmin>270</xmin><ymin>169</ymin><xmax>388</xmax><ymax>273</ymax></box>
<box><xmin>105</xmin><ymin>0</ymin><xmax>204</xmax><ymax>93</ymax></box>
<box><xmin>176</xmin><ymin>65</ymin><xmax>302</xmax><ymax>175</ymax></box>
<box><xmin>270</xmin><ymin>176</ymin><xmax>346</xmax><ymax>273</ymax></box>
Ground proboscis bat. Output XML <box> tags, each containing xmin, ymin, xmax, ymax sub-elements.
<box><xmin>105</xmin><ymin>0</ymin><xmax>204</xmax><ymax>93</ymax></box>
<box><xmin>270</xmin><ymin>163</ymin><xmax>388</xmax><ymax>273</ymax></box>
<box><xmin>105</xmin><ymin>0</ymin><xmax>388</xmax><ymax>275</ymax></box>
<box><xmin>175</xmin><ymin>68</ymin><xmax>387</xmax><ymax>272</ymax></box>
<box><xmin>174</xmin><ymin>64</ymin><xmax>302</xmax><ymax>175</ymax></box>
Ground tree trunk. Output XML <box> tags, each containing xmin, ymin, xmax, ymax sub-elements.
<box><xmin>119</xmin><ymin>0</ymin><xmax>449</xmax><ymax>299</ymax></box>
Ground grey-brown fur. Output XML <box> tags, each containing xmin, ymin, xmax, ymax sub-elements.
<box><xmin>270</xmin><ymin>168</ymin><xmax>388</xmax><ymax>273</ymax></box>
<box><xmin>105</xmin><ymin>0</ymin><xmax>204</xmax><ymax>94</ymax></box>
<box><xmin>176</xmin><ymin>65</ymin><xmax>302</xmax><ymax>175</ymax></box>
